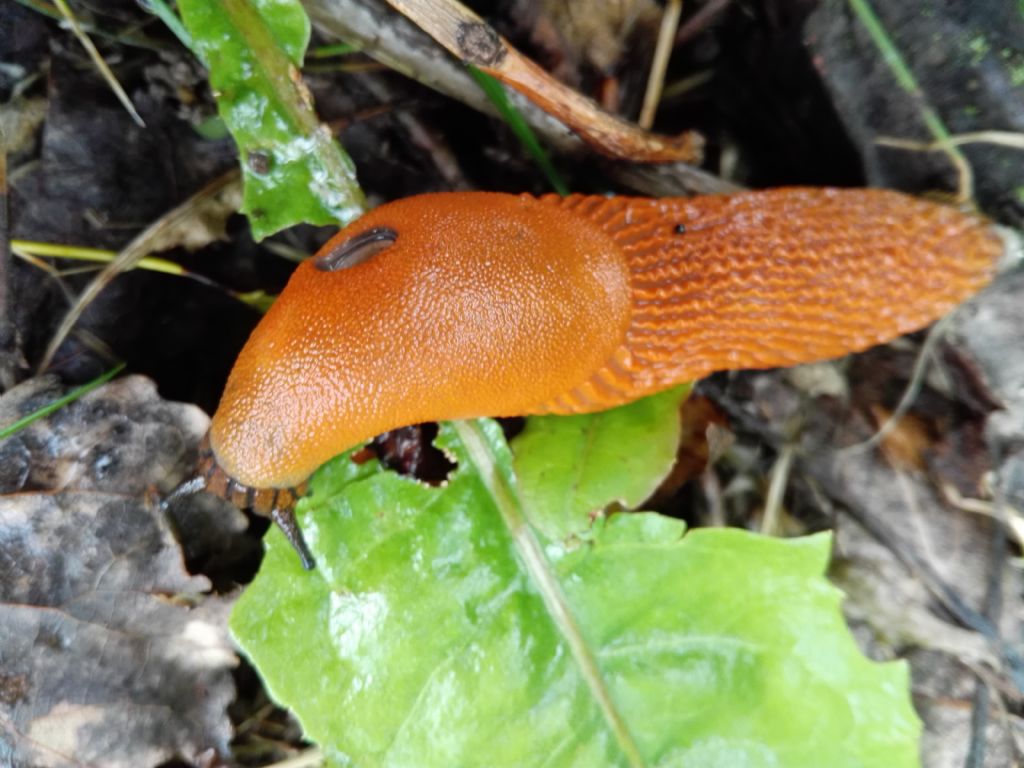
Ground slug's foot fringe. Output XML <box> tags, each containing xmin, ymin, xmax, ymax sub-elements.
<box><xmin>196</xmin><ymin>431</ymin><xmax>317</xmax><ymax>569</ymax></box>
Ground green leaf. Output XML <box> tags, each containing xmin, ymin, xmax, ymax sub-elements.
<box><xmin>466</xmin><ymin>64</ymin><xmax>569</xmax><ymax>197</ymax></box>
<box><xmin>512</xmin><ymin>384</ymin><xmax>690</xmax><ymax>541</ymax></box>
<box><xmin>231</xmin><ymin>415</ymin><xmax>920</xmax><ymax>767</ymax></box>
<box><xmin>178</xmin><ymin>0</ymin><xmax>365</xmax><ymax>239</ymax></box>
<box><xmin>141</xmin><ymin>0</ymin><xmax>194</xmax><ymax>50</ymax></box>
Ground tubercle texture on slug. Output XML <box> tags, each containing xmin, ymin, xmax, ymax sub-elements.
<box><xmin>209</xmin><ymin>188</ymin><xmax>1002</xmax><ymax>491</ymax></box>
<box><xmin>202</xmin><ymin>188</ymin><xmax>1003</xmax><ymax>569</ymax></box>
<box><xmin>209</xmin><ymin>192</ymin><xmax>634</xmax><ymax>489</ymax></box>
<box><xmin>528</xmin><ymin>188</ymin><xmax>1003</xmax><ymax>414</ymax></box>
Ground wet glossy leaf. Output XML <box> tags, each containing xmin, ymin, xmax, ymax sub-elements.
<box><xmin>231</xmin><ymin>414</ymin><xmax>919</xmax><ymax>767</ymax></box>
<box><xmin>178</xmin><ymin>0</ymin><xmax>365</xmax><ymax>238</ymax></box>
<box><xmin>512</xmin><ymin>384</ymin><xmax>690</xmax><ymax>540</ymax></box>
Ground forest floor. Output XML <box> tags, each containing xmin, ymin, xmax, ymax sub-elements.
<box><xmin>1</xmin><ymin>1</ymin><xmax>1022</xmax><ymax>766</ymax></box>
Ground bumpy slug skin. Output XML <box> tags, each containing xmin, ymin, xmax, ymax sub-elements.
<box><xmin>530</xmin><ymin>188</ymin><xmax>1002</xmax><ymax>412</ymax></box>
<box><xmin>210</xmin><ymin>192</ymin><xmax>632</xmax><ymax>488</ymax></box>
<box><xmin>211</xmin><ymin>188</ymin><xmax>1002</xmax><ymax>489</ymax></box>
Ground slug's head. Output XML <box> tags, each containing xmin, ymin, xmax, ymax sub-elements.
<box><xmin>208</xmin><ymin>191</ymin><xmax>631</xmax><ymax>493</ymax></box>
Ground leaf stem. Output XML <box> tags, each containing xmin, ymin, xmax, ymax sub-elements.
<box><xmin>453</xmin><ymin>419</ymin><xmax>645</xmax><ymax>768</ymax></box>
<box><xmin>52</xmin><ymin>0</ymin><xmax>146</xmax><ymax>127</ymax></box>
<box><xmin>466</xmin><ymin>65</ymin><xmax>569</xmax><ymax>197</ymax></box>
<box><xmin>846</xmin><ymin>0</ymin><xmax>973</xmax><ymax>201</ymax></box>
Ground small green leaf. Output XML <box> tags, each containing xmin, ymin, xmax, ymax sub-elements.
<box><xmin>513</xmin><ymin>385</ymin><xmax>690</xmax><ymax>541</ymax></box>
<box><xmin>231</xmin><ymin>414</ymin><xmax>919</xmax><ymax>767</ymax></box>
<box><xmin>178</xmin><ymin>0</ymin><xmax>365</xmax><ymax>239</ymax></box>
<box><xmin>466</xmin><ymin>64</ymin><xmax>569</xmax><ymax>197</ymax></box>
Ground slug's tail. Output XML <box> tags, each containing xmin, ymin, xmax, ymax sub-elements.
<box><xmin>533</xmin><ymin>188</ymin><xmax>1004</xmax><ymax>414</ymax></box>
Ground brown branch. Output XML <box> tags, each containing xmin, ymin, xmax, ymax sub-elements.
<box><xmin>303</xmin><ymin>0</ymin><xmax>738</xmax><ymax>195</ymax></box>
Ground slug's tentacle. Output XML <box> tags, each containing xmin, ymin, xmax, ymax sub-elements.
<box><xmin>196</xmin><ymin>432</ymin><xmax>314</xmax><ymax>569</ymax></box>
<box><xmin>530</xmin><ymin>189</ymin><xmax>1002</xmax><ymax>413</ymax></box>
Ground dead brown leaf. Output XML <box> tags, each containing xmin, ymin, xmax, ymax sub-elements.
<box><xmin>0</xmin><ymin>375</ymin><xmax>237</xmax><ymax>767</ymax></box>
<box><xmin>870</xmin><ymin>403</ymin><xmax>930</xmax><ymax>472</ymax></box>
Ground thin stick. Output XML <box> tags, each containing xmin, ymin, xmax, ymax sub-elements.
<box><xmin>760</xmin><ymin>443</ymin><xmax>795</xmax><ymax>536</ymax></box>
<box><xmin>839</xmin><ymin>315</ymin><xmax>950</xmax><ymax>456</ymax></box>
<box><xmin>876</xmin><ymin>130</ymin><xmax>1024</xmax><ymax>152</ymax></box>
<box><xmin>52</xmin><ymin>0</ymin><xmax>145</xmax><ymax>127</ymax></box>
<box><xmin>305</xmin><ymin>0</ymin><xmax>733</xmax><ymax>194</ymax></box>
<box><xmin>638</xmin><ymin>0</ymin><xmax>683</xmax><ymax>130</ymax></box>
<box><xmin>384</xmin><ymin>0</ymin><xmax>702</xmax><ymax>164</ymax></box>
<box><xmin>453</xmin><ymin>420</ymin><xmax>645</xmax><ymax>768</ymax></box>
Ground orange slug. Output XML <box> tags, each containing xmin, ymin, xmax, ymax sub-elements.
<box><xmin>199</xmin><ymin>188</ymin><xmax>1003</xmax><ymax>567</ymax></box>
